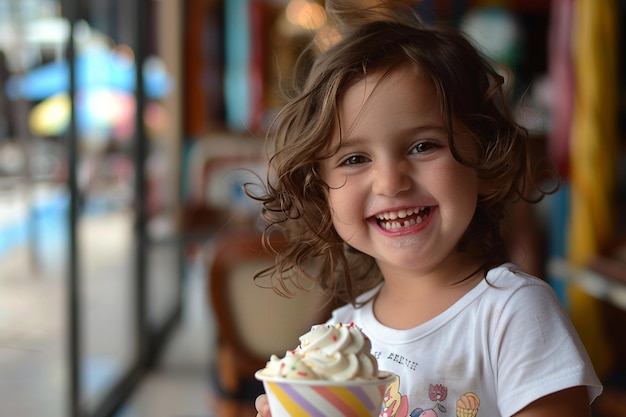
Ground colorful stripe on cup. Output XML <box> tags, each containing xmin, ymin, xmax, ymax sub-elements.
<box><xmin>264</xmin><ymin>380</ymin><xmax>387</xmax><ymax>417</ymax></box>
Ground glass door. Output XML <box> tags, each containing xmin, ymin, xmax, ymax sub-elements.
<box><xmin>0</xmin><ymin>0</ymin><xmax>182</xmax><ymax>415</ymax></box>
<box><xmin>65</xmin><ymin>0</ymin><xmax>183</xmax><ymax>415</ymax></box>
<box><xmin>68</xmin><ymin>0</ymin><xmax>140</xmax><ymax>412</ymax></box>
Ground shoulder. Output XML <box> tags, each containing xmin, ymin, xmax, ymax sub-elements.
<box><xmin>327</xmin><ymin>304</ymin><xmax>355</xmax><ymax>325</ymax></box>
<box><xmin>486</xmin><ymin>263</ymin><xmax>551</xmax><ymax>289</ymax></box>
<box><xmin>483</xmin><ymin>263</ymin><xmax>561</xmax><ymax>309</ymax></box>
<box><xmin>483</xmin><ymin>265</ymin><xmax>603</xmax><ymax>414</ymax></box>
<box><xmin>477</xmin><ymin>264</ymin><xmax>577</xmax><ymax>337</ymax></box>
<box><xmin>327</xmin><ymin>285</ymin><xmax>380</xmax><ymax>326</ymax></box>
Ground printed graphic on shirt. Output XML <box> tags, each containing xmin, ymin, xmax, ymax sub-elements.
<box><xmin>455</xmin><ymin>392</ymin><xmax>480</xmax><ymax>417</ymax></box>
<box><xmin>380</xmin><ymin>375</ymin><xmax>410</xmax><ymax>417</ymax></box>
<box><xmin>379</xmin><ymin>377</ymin><xmax>480</xmax><ymax>417</ymax></box>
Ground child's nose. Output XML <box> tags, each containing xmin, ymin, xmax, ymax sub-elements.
<box><xmin>372</xmin><ymin>161</ymin><xmax>412</xmax><ymax>196</ymax></box>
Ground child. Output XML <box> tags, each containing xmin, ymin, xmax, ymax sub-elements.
<box><xmin>251</xmin><ymin>1</ymin><xmax>602</xmax><ymax>416</ymax></box>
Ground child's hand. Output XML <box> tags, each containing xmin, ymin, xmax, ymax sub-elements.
<box><xmin>255</xmin><ymin>394</ymin><xmax>271</xmax><ymax>417</ymax></box>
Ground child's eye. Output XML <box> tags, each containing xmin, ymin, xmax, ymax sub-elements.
<box><xmin>411</xmin><ymin>142</ymin><xmax>438</xmax><ymax>154</ymax></box>
<box><xmin>341</xmin><ymin>155</ymin><xmax>369</xmax><ymax>165</ymax></box>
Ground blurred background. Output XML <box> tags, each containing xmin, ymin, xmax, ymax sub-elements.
<box><xmin>0</xmin><ymin>0</ymin><xmax>624</xmax><ymax>416</ymax></box>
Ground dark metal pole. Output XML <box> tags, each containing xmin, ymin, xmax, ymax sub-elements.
<box><xmin>133</xmin><ymin>0</ymin><xmax>149</xmax><ymax>368</ymax></box>
<box><xmin>65</xmin><ymin>0</ymin><xmax>81</xmax><ymax>414</ymax></box>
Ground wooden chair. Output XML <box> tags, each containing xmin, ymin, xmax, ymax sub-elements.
<box><xmin>207</xmin><ymin>230</ymin><xmax>333</xmax><ymax>417</ymax></box>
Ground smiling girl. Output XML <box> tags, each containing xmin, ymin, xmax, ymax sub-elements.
<box><xmin>251</xmin><ymin>1</ymin><xmax>602</xmax><ymax>416</ymax></box>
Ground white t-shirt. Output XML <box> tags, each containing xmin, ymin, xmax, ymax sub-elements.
<box><xmin>329</xmin><ymin>263</ymin><xmax>602</xmax><ymax>417</ymax></box>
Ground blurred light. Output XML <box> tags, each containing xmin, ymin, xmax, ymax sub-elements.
<box><xmin>6</xmin><ymin>45</ymin><xmax>172</xmax><ymax>101</ymax></box>
<box><xmin>459</xmin><ymin>6</ymin><xmax>523</xmax><ymax>66</ymax></box>
<box><xmin>313</xmin><ymin>26</ymin><xmax>342</xmax><ymax>52</ymax></box>
<box><xmin>29</xmin><ymin>92</ymin><xmax>70</xmax><ymax>135</ymax></box>
<box><xmin>27</xmin><ymin>89</ymin><xmax>167</xmax><ymax>143</ymax></box>
<box><xmin>286</xmin><ymin>0</ymin><xmax>327</xmax><ymax>31</ymax></box>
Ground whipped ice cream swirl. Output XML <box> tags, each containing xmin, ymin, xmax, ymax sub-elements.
<box><xmin>261</xmin><ymin>322</ymin><xmax>379</xmax><ymax>381</ymax></box>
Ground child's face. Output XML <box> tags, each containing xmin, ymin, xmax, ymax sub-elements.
<box><xmin>318</xmin><ymin>66</ymin><xmax>484</xmax><ymax>277</ymax></box>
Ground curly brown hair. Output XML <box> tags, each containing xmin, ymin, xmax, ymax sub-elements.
<box><xmin>247</xmin><ymin>17</ymin><xmax>553</xmax><ymax>306</ymax></box>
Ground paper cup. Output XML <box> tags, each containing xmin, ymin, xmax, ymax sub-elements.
<box><xmin>255</xmin><ymin>370</ymin><xmax>396</xmax><ymax>417</ymax></box>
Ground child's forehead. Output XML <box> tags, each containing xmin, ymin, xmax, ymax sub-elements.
<box><xmin>328</xmin><ymin>65</ymin><xmax>444</xmax><ymax>142</ymax></box>
<box><xmin>339</xmin><ymin>64</ymin><xmax>431</xmax><ymax>109</ymax></box>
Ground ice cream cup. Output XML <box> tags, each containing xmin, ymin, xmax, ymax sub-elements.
<box><xmin>255</xmin><ymin>370</ymin><xmax>396</xmax><ymax>417</ymax></box>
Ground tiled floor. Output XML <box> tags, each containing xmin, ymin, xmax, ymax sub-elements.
<box><xmin>0</xmin><ymin>185</ymin><xmax>221</xmax><ymax>417</ymax></box>
<box><xmin>115</xmin><ymin>257</ymin><xmax>219</xmax><ymax>417</ymax></box>
<box><xmin>0</xmin><ymin>244</ymin><xmax>66</xmax><ymax>417</ymax></box>
<box><xmin>0</xmin><ymin>244</ymin><xmax>219</xmax><ymax>417</ymax></box>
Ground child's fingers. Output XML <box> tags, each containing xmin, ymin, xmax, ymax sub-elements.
<box><xmin>255</xmin><ymin>394</ymin><xmax>271</xmax><ymax>417</ymax></box>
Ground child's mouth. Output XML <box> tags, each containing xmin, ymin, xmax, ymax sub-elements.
<box><xmin>375</xmin><ymin>206</ymin><xmax>432</xmax><ymax>231</ymax></box>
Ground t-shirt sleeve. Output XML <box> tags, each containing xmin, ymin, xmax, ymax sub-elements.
<box><xmin>492</xmin><ymin>281</ymin><xmax>603</xmax><ymax>416</ymax></box>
